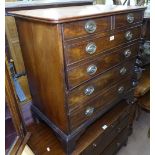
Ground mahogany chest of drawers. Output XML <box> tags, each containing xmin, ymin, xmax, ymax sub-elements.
<box><xmin>9</xmin><ymin>5</ymin><xmax>145</xmax><ymax>154</ymax></box>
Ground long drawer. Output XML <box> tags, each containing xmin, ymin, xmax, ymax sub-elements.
<box><xmin>64</xmin><ymin>26</ymin><xmax>141</xmax><ymax>65</ymax></box>
<box><xmin>67</xmin><ymin>59</ymin><xmax>135</xmax><ymax>106</ymax></box>
<box><xmin>81</xmin><ymin>115</ymin><xmax>129</xmax><ymax>155</ymax></box>
<box><xmin>101</xmin><ymin>127</ymin><xmax>129</xmax><ymax>155</ymax></box>
<box><xmin>66</xmin><ymin>43</ymin><xmax>138</xmax><ymax>89</ymax></box>
<box><xmin>69</xmin><ymin>75</ymin><xmax>133</xmax><ymax>130</ymax></box>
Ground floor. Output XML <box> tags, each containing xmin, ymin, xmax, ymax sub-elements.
<box><xmin>117</xmin><ymin>110</ymin><xmax>150</xmax><ymax>155</ymax></box>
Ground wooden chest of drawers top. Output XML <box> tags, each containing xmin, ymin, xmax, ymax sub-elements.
<box><xmin>9</xmin><ymin>4</ymin><xmax>145</xmax><ymax>134</ymax></box>
<box><xmin>9</xmin><ymin>4</ymin><xmax>145</xmax><ymax>23</ymax></box>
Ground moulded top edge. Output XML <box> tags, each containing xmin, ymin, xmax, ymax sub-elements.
<box><xmin>8</xmin><ymin>4</ymin><xmax>146</xmax><ymax>24</ymax></box>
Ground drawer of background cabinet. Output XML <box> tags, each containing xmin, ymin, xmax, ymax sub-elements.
<box><xmin>81</xmin><ymin>115</ymin><xmax>129</xmax><ymax>155</ymax></box>
<box><xmin>63</xmin><ymin>16</ymin><xmax>111</xmax><ymax>40</ymax></box>
<box><xmin>67</xmin><ymin>59</ymin><xmax>135</xmax><ymax>106</ymax></box>
<box><xmin>101</xmin><ymin>127</ymin><xmax>129</xmax><ymax>155</ymax></box>
<box><xmin>69</xmin><ymin>75</ymin><xmax>133</xmax><ymax>130</ymax></box>
<box><xmin>64</xmin><ymin>26</ymin><xmax>141</xmax><ymax>65</ymax></box>
<box><xmin>66</xmin><ymin>43</ymin><xmax>138</xmax><ymax>89</ymax></box>
<box><xmin>115</xmin><ymin>11</ymin><xmax>143</xmax><ymax>29</ymax></box>
<box><xmin>72</xmin><ymin>100</ymin><xmax>129</xmax><ymax>155</ymax></box>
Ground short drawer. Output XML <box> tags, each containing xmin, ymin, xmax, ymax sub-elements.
<box><xmin>67</xmin><ymin>59</ymin><xmax>135</xmax><ymax>106</ymax></box>
<box><xmin>101</xmin><ymin>127</ymin><xmax>129</xmax><ymax>155</ymax></box>
<box><xmin>67</xmin><ymin>43</ymin><xmax>138</xmax><ymax>89</ymax></box>
<box><xmin>81</xmin><ymin>115</ymin><xmax>129</xmax><ymax>155</ymax></box>
<box><xmin>63</xmin><ymin>16</ymin><xmax>111</xmax><ymax>40</ymax></box>
<box><xmin>64</xmin><ymin>26</ymin><xmax>141</xmax><ymax>65</ymax></box>
<box><xmin>69</xmin><ymin>75</ymin><xmax>133</xmax><ymax>130</ymax></box>
<box><xmin>115</xmin><ymin>11</ymin><xmax>143</xmax><ymax>29</ymax></box>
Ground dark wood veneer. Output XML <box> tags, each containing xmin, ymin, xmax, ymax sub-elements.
<box><xmin>63</xmin><ymin>16</ymin><xmax>111</xmax><ymax>40</ymax></box>
<box><xmin>10</xmin><ymin>5</ymin><xmax>145</xmax><ymax>154</ymax></box>
<box><xmin>69</xmin><ymin>75</ymin><xmax>133</xmax><ymax>130</ymax></box>
<box><xmin>5</xmin><ymin>1</ymin><xmax>93</xmax><ymax>12</ymax></box>
<box><xmin>101</xmin><ymin>127</ymin><xmax>129</xmax><ymax>155</ymax></box>
<box><xmin>66</xmin><ymin>45</ymin><xmax>138</xmax><ymax>89</ymax></box>
<box><xmin>27</xmin><ymin>100</ymin><xmax>130</xmax><ymax>155</ymax></box>
<box><xmin>115</xmin><ymin>11</ymin><xmax>143</xmax><ymax>29</ymax></box>
<box><xmin>81</xmin><ymin>116</ymin><xmax>129</xmax><ymax>155</ymax></box>
<box><xmin>67</xmin><ymin>59</ymin><xmax>135</xmax><ymax>106</ymax></box>
<box><xmin>64</xmin><ymin>26</ymin><xmax>141</xmax><ymax>65</ymax></box>
<box><xmin>15</xmin><ymin>18</ymin><xmax>69</xmax><ymax>133</ymax></box>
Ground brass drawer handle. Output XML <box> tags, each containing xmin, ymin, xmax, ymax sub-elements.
<box><xmin>116</xmin><ymin>142</ymin><xmax>121</xmax><ymax>147</ymax></box>
<box><xmin>87</xmin><ymin>64</ymin><xmax>97</xmax><ymax>75</ymax></box>
<box><xmin>118</xmin><ymin>86</ymin><xmax>124</xmax><ymax>94</ymax></box>
<box><xmin>84</xmin><ymin>86</ymin><xmax>95</xmax><ymax>96</ymax></box>
<box><xmin>125</xmin><ymin>31</ymin><xmax>133</xmax><ymax>41</ymax></box>
<box><xmin>124</xmin><ymin>49</ymin><xmax>131</xmax><ymax>58</ymax></box>
<box><xmin>85</xmin><ymin>20</ymin><xmax>97</xmax><ymax>33</ymax></box>
<box><xmin>85</xmin><ymin>107</ymin><xmax>94</xmax><ymax>116</ymax></box>
<box><xmin>134</xmin><ymin>66</ymin><xmax>143</xmax><ymax>79</ymax></box>
<box><xmin>127</xmin><ymin>13</ymin><xmax>134</xmax><ymax>23</ymax></box>
<box><xmin>132</xmin><ymin>80</ymin><xmax>138</xmax><ymax>87</ymax></box>
<box><xmin>111</xmin><ymin>124</ymin><xmax>114</xmax><ymax>128</ymax></box>
<box><xmin>136</xmin><ymin>58</ymin><xmax>142</xmax><ymax>66</ymax></box>
<box><xmin>117</xmin><ymin>127</ymin><xmax>121</xmax><ymax>133</ymax></box>
<box><xmin>86</xmin><ymin>42</ymin><xmax>97</xmax><ymax>54</ymax></box>
<box><xmin>93</xmin><ymin>143</ymin><xmax>97</xmax><ymax>148</ymax></box>
<box><xmin>120</xmin><ymin>67</ymin><xmax>127</xmax><ymax>75</ymax></box>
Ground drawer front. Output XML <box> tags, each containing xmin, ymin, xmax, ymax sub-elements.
<box><xmin>64</xmin><ymin>26</ymin><xmax>141</xmax><ymax>65</ymax></box>
<box><xmin>63</xmin><ymin>17</ymin><xmax>111</xmax><ymax>40</ymax></box>
<box><xmin>69</xmin><ymin>75</ymin><xmax>133</xmax><ymax>130</ymax></box>
<box><xmin>67</xmin><ymin>59</ymin><xmax>135</xmax><ymax>106</ymax></box>
<box><xmin>81</xmin><ymin>115</ymin><xmax>129</xmax><ymax>155</ymax></box>
<box><xmin>101</xmin><ymin>127</ymin><xmax>129</xmax><ymax>155</ymax></box>
<box><xmin>115</xmin><ymin>11</ymin><xmax>143</xmax><ymax>29</ymax></box>
<box><xmin>67</xmin><ymin>43</ymin><xmax>138</xmax><ymax>89</ymax></box>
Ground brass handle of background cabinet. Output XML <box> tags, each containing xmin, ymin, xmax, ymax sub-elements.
<box><xmin>134</xmin><ymin>66</ymin><xmax>143</xmax><ymax>80</ymax></box>
<box><xmin>86</xmin><ymin>42</ymin><xmax>97</xmax><ymax>54</ymax></box>
<box><xmin>125</xmin><ymin>31</ymin><xmax>133</xmax><ymax>40</ymax></box>
<box><xmin>93</xmin><ymin>143</ymin><xmax>97</xmax><ymax>148</ymax></box>
<box><xmin>118</xmin><ymin>86</ymin><xmax>125</xmax><ymax>94</ymax></box>
<box><xmin>127</xmin><ymin>13</ymin><xmax>134</xmax><ymax>23</ymax></box>
<box><xmin>87</xmin><ymin>64</ymin><xmax>97</xmax><ymax>75</ymax></box>
<box><xmin>84</xmin><ymin>86</ymin><xmax>95</xmax><ymax>96</ymax></box>
<box><xmin>120</xmin><ymin>67</ymin><xmax>127</xmax><ymax>75</ymax></box>
<box><xmin>124</xmin><ymin>49</ymin><xmax>131</xmax><ymax>58</ymax></box>
<box><xmin>116</xmin><ymin>142</ymin><xmax>121</xmax><ymax>147</ymax></box>
<box><xmin>117</xmin><ymin>127</ymin><xmax>121</xmax><ymax>133</ymax></box>
<box><xmin>85</xmin><ymin>107</ymin><xmax>94</xmax><ymax>116</ymax></box>
<box><xmin>85</xmin><ymin>20</ymin><xmax>97</xmax><ymax>33</ymax></box>
<box><xmin>132</xmin><ymin>80</ymin><xmax>138</xmax><ymax>87</ymax></box>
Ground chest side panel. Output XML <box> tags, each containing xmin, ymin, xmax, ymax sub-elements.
<box><xmin>15</xmin><ymin>18</ymin><xmax>69</xmax><ymax>133</ymax></box>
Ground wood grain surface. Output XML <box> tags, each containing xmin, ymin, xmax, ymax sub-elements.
<box><xmin>69</xmin><ymin>75</ymin><xmax>132</xmax><ymax>130</ymax></box>
<box><xmin>15</xmin><ymin>18</ymin><xmax>69</xmax><ymax>133</ymax></box>
<box><xmin>67</xmin><ymin>59</ymin><xmax>135</xmax><ymax>106</ymax></box>
<box><xmin>27</xmin><ymin>100</ymin><xmax>130</xmax><ymax>155</ymax></box>
<box><xmin>66</xmin><ymin>42</ymin><xmax>138</xmax><ymax>88</ymax></box>
<box><xmin>64</xmin><ymin>26</ymin><xmax>141</xmax><ymax>66</ymax></box>
<box><xmin>9</xmin><ymin>5</ymin><xmax>146</xmax><ymax>23</ymax></box>
<box><xmin>12</xmin><ymin>5</ymin><xmax>145</xmax><ymax>153</ymax></box>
